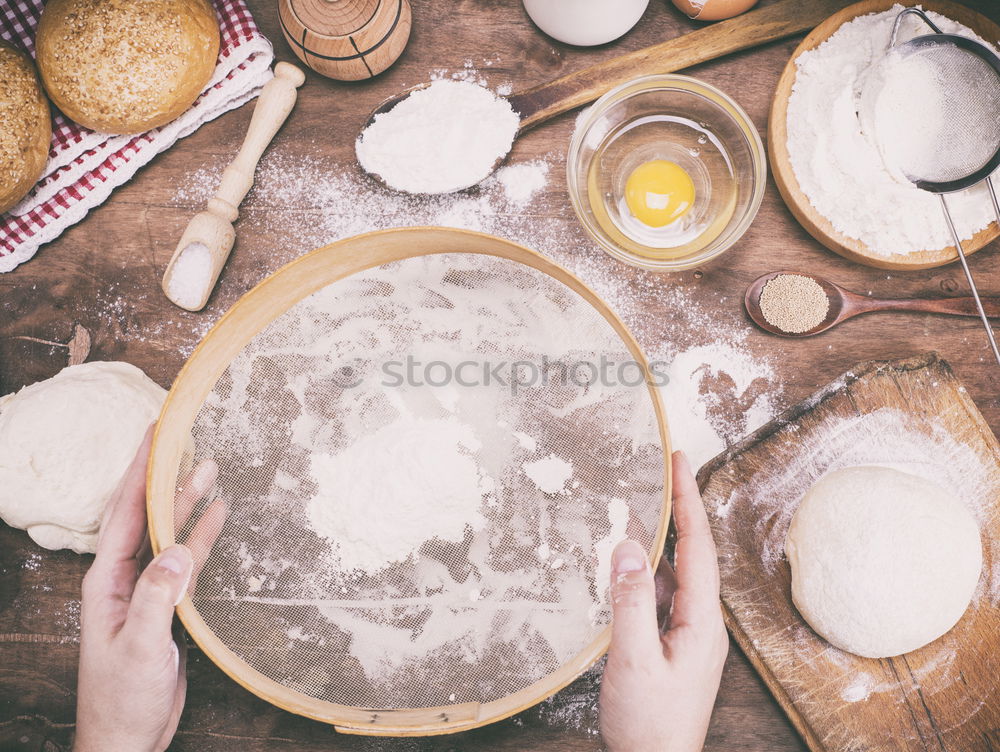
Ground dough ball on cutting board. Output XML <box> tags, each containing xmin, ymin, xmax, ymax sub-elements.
<box><xmin>0</xmin><ymin>362</ymin><xmax>166</xmax><ymax>554</ymax></box>
<box><xmin>35</xmin><ymin>0</ymin><xmax>220</xmax><ymax>134</ymax></box>
<box><xmin>0</xmin><ymin>42</ymin><xmax>51</xmax><ymax>214</ymax></box>
<box><xmin>785</xmin><ymin>465</ymin><xmax>982</xmax><ymax>658</ymax></box>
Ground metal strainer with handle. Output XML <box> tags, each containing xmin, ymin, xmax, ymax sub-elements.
<box><xmin>864</xmin><ymin>6</ymin><xmax>1000</xmax><ymax>363</ymax></box>
<box><xmin>148</xmin><ymin>228</ymin><xmax>670</xmax><ymax>735</ymax></box>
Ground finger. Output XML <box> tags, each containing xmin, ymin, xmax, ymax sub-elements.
<box><xmin>168</xmin><ymin>631</ymin><xmax>188</xmax><ymax>744</ymax></box>
<box><xmin>174</xmin><ymin>460</ymin><xmax>219</xmax><ymax>529</ymax></box>
<box><xmin>184</xmin><ymin>496</ymin><xmax>228</xmax><ymax>594</ymax></box>
<box><xmin>155</xmin><ymin>637</ymin><xmax>187</xmax><ymax>752</ymax></box>
<box><xmin>653</xmin><ymin>554</ymin><xmax>678</xmax><ymax>631</ymax></box>
<box><xmin>607</xmin><ymin>539</ymin><xmax>663</xmax><ymax>667</ymax></box>
<box><xmin>137</xmin><ymin>530</ymin><xmax>152</xmax><ymax>570</ymax></box>
<box><xmin>668</xmin><ymin>451</ymin><xmax>723</xmax><ymax>630</ymax></box>
<box><xmin>84</xmin><ymin>425</ymin><xmax>155</xmax><ymax>610</ymax></box>
<box><xmin>118</xmin><ymin>545</ymin><xmax>193</xmax><ymax>651</ymax></box>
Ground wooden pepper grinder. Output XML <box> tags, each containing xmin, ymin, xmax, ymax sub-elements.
<box><xmin>278</xmin><ymin>0</ymin><xmax>412</xmax><ymax>81</ymax></box>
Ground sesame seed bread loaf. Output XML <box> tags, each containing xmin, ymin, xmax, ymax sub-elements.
<box><xmin>0</xmin><ymin>42</ymin><xmax>51</xmax><ymax>215</ymax></box>
<box><xmin>36</xmin><ymin>0</ymin><xmax>220</xmax><ymax>135</ymax></box>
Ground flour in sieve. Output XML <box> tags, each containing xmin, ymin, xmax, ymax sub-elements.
<box><xmin>306</xmin><ymin>415</ymin><xmax>491</xmax><ymax>574</ymax></box>
<box><xmin>186</xmin><ymin>251</ymin><xmax>666</xmax><ymax>703</ymax></box>
<box><xmin>523</xmin><ymin>454</ymin><xmax>574</xmax><ymax>494</ymax></box>
<box><xmin>786</xmin><ymin>5</ymin><xmax>1000</xmax><ymax>255</ymax></box>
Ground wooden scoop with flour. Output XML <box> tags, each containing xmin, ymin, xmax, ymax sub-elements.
<box><xmin>162</xmin><ymin>62</ymin><xmax>306</xmax><ymax>312</ymax></box>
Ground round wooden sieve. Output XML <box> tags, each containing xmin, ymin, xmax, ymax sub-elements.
<box><xmin>147</xmin><ymin>227</ymin><xmax>671</xmax><ymax>736</ymax></box>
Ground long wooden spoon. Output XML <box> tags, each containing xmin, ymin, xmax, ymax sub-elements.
<box><xmin>745</xmin><ymin>271</ymin><xmax>1000</xmax><ymax>337</ymax></box>
<box><xmin>359</xmin><ymin>0</ymin><xmax>856</xmax><ymax>192</ymax></box>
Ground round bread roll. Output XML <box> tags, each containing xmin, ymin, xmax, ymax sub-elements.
<box><xmin>0</xmin><ymin>43</ymin><xmax>51</xmax><ymax>214</ymax></box>
<box><xmin>36</xmin><ymin>0</ymin><xmax>220</xmax><ymax>134</ymax></box>
<box><xmin>785</xmin><ymin>466</ymin><xmax>982</xmax><ymax>658</ymax></box>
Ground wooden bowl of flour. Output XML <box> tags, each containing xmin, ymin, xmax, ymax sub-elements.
<box><xmin>769</xmin><ymin>0</ymin><xmax>1000</xmax><ymax>270</ymax></box>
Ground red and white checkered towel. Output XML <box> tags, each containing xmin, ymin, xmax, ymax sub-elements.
<box><xmin>0</xmin><ymin>0</ymin><xmax>274</xmax><ymax>273</ymax></box>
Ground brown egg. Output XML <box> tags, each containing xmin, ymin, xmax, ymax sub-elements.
<box><xmin>671</xmin><ymin>0</ymin><xmax>759</xmax><ymax>22</ymax></box>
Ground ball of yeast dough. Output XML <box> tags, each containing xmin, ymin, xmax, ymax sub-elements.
<box><xmin>785</xmin><ymin>466</ymin><xmax>982</xmax><ymax>658</ymax></box>
<box><xmin>0</xmin><ymin>362</ymin><xmax>166</xmax><ymax>553</ymax></box>
<box><xmin>35</xmin><ymin>0</ymin><xmax>220</xmax><ymax>134</ymax></box>
<box><xmin>0</xmin><ymin>42</ymin><xmax>51</xmax><ymax>214</ymax></box>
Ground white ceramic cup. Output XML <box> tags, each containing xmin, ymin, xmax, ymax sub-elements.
<box><xmin>523</xmin><ymin>0</ymin><xmax>650</xmax><ymax>46</ymax></box>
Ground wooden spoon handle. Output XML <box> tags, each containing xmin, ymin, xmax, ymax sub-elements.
<box><xmin>213</xmin><ymin>62</ymin><xmax>306</xmax><ymax>216</ymax></box>
<box><xmin>508</xmin><ymin>0</ymin><xmax>854</xmax><ymax>131</ymax></box>
<box><xmin>858</xmin><ymin>296</ymin><xmax>1000</xmax><ymax>318</ymax></box>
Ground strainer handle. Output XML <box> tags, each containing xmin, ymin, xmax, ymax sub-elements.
<box><xmin>939</xmin><ymin>194</ymin><xmax>1000</xmax><ymax>367</ymax></box>
<box><xmin>988</xmin><ymin>177</ymin><xmax>1000</xmax><ymax>226</ymax></box>
<box><xmin>888</xmin><ymin>7</ymin><xmax>943</xmax><ymax>49</ymax></box>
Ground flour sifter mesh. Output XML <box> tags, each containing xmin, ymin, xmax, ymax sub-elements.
<box><xmin>153</xmin><ymin>233</ymin><xmax>669</xmax><ymax>733</ymax></box>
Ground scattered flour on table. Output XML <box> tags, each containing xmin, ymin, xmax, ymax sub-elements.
<box><xmin>497</xmin><ymin>160</ymin><xmax>550</xmax><ymax>206</ymax></box>
<box><xmin>656</xmin><ymin>341</ymin><xmax>777</xmax><ymax>469</ymax></box>
<box><xmin>786</xmin><ymin>5</ymin><xmax>1000</xmax><ymax>255</ymax></box>
<box><xmin>530</xmin><ymin>658</ymin><xmax>603</xmax><ymax>736</ymax></box>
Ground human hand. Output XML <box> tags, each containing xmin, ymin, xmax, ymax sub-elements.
<box><xmin>599</xmin><ymin>451</ymin><xmax>728</xmax><ymax>752</ymax></box>
<box><xmin>74</xmin><ymin>426</ymin><xmax>225</xmax><ymax>752</ymax></box>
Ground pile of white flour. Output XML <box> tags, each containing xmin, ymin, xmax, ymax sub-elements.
<box><xmin>355</xmin><ymin>79</ymin><xmax>520</xmax><ymax>194</ymax></box>
<box><xmin>307</xmin><ymin>415</ymin><xmax>490</xmax><ymax>573</ymax></box>
<box><xmin>786</xmin><ymin>6</ymin><xmax>999</xmax><ymax>255</ymax></box>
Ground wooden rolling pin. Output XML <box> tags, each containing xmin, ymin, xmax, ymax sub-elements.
<box><xmin>162</xmin><ymin>62</ymin><xmax>306</xmax><ymax>312</ymax></box>
<box><xmin>507</xmin><ymin>0</ymin><xmax>857</xmax><ymax>131</ymax></box>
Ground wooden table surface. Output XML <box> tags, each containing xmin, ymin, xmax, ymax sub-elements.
<box><xmin>2</xmin><ymin>0</ymin><xmax>999</xmax><ymax>750</ymax></box>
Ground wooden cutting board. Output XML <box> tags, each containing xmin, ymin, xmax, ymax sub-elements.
<box><xmin>697</xmin><ymin>352</ymin><xmax>1000</xmax><ymax>752</ymax></box>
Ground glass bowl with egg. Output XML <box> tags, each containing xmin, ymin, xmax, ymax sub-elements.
<box><xmin>567</xmin><ymin>74</ymin><xmax>766</xmax><ymax>271</ymax></box>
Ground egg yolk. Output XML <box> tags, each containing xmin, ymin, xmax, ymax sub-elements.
<box><xmin>624</xmin><ymin>160</ymin><xmax>695</xmax><ymax>227</ymax></box>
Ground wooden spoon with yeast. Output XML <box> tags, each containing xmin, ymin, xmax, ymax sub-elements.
<box><xmin>745</xmin><ymin>271</ymin><xmax>1000</xmax><ymax>337</ymax></box>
